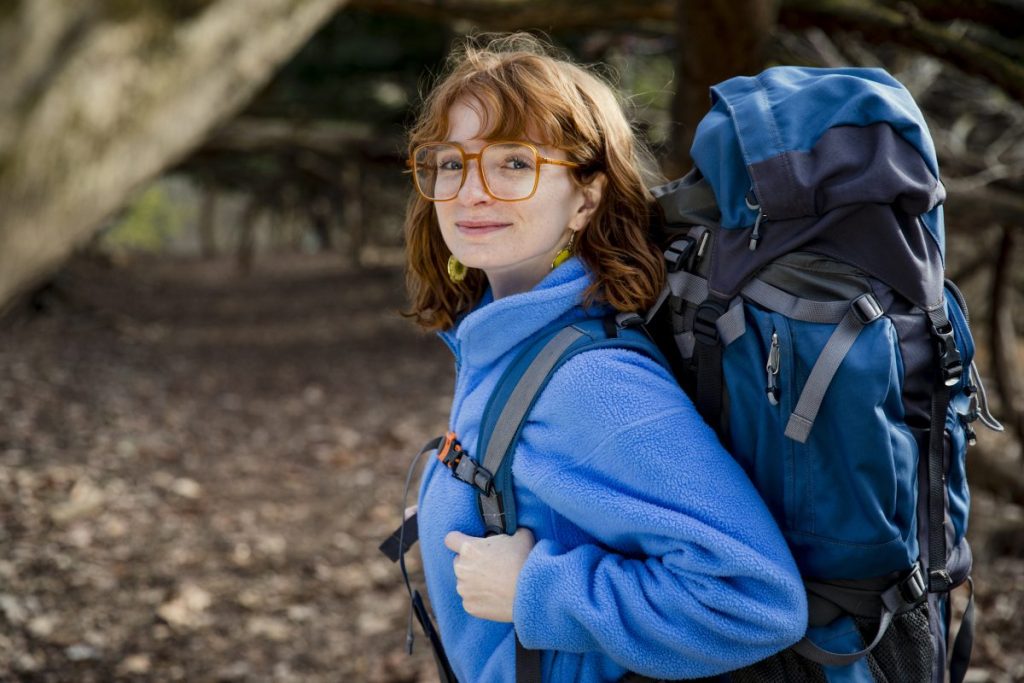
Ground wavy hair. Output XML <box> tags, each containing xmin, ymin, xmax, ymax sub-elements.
<box><xmin>404</xmin><ymin>33</ymin><xmax>665</xmax><ymax>331</ymax></box>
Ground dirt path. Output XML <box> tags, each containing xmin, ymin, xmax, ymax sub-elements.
<box><xmin>0</xmin><ymin>254</ymin><xmax>1020</xmax><ymax>682</ymax></box>
<box><xmin>1</xmin><ymin>254</ymin><xmax>446</xmax><ymax>682</ymax></box>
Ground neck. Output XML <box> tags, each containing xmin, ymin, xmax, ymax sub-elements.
<box><xmin>487</xmin><ymin>266</ymin><xmax>548</xmax><ymax>300</ymax></box>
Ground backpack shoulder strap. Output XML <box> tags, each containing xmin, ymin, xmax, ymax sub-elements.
<box><xmin>474</xmin><ymin>315</ymin><xmax>665</xmax><ymax>683</ymax></box>
<box><xmin>475</xmin><ymin>316</ymin><xmax>665</xmax><ymax>536</ymax></box>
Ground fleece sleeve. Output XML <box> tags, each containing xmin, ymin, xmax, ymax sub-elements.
<box><xmin>510</xmin><ymin>348</ymin><xmax>807</xmax><ymax>680</ymax></box>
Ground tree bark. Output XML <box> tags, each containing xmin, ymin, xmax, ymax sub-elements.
<box><xmin>0</xmin><ymin>0</ymin><xmax>347</xmax><ymax>313</ymax></box>
<box><xmin>779</xmin><ymin>0</ymin><xmax>1024</xmax><ymax>102</ymax></box>
<box><xmin>351</xmin><ymin>0</ymin><xmax>1024</xmax><ymax>104</ymax></box>
<box><xmin>989</xmin><ymin>225</ymin><xmax>1024</xmax><ymax>448</ymax></box>
<box><xmin>667</xmin><ymin>0</ymin><xmax>780</xmax><ymax>177</ymax></box>
<box><xmin>197</xmin><ymin>185</ymin><xmax>218</xmax><ymax>259</ymax></box>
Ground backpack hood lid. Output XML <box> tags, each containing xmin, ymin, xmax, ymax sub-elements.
<box><xmin>690</xmin><ymin>67</ymin><xmax>945</xmax><ymax>255</ymax></box>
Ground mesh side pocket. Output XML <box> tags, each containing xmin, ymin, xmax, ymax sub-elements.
<box><xmin>728</xmin><ymin>647</ymin><xmax>828</xmax><ymax>683</ymax></box>
<box><xmin>854</xmin><ymin>600</ymin><xmax>933</xmax><ymax>683</ymax></box>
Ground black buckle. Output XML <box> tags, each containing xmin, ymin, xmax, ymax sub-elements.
<box><xmin>452</xmin><ymin>456</ymin><xmax>493</xmax><ymax>495</ymax></box>
<box><xmin>931</xmin><ymin>323</ymin><xmax>963</xmax><ymax>387</ymax></box>
<box><xmin>437</xmin><ymin>432</ymin><xmax>494</xmax><ymax>495</ymax></box>
<box><xmin>664</xmin><ymin>238</ymin><xmax>696</xmax><ymax>273</ymax></box>
<box><xmin>693</xmin><ymin>299</ymin><xmax>728</xmax><ymax>346</ymax></box>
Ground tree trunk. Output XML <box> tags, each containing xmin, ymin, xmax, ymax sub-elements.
<box><xmin>237</xmin><ymin>196</ymin><xmax>262</xmax><ymax>276</ymax></box>
<box><xmin>0</xmin><ymin>0</ymin><xmax>347</xmax><ymax>313</ymax></box>
<box><xmin>989</xmin><ymin>226</ymin><xmax>1024</xmax><ymax>448</ymax></box>
<box><xmin>666</xmin><ymin>0</ymin><xmax>780</xmax><ymax>178</ymax></box>
<box><xmin>198</xmin><ymin>185</ymin><xmax>219</xmax><ymax>259</ymax></box>
<box><xmin>342</xmin><ymin>163</ymin><xmax>365</xmax><ymax>269</ymax></box>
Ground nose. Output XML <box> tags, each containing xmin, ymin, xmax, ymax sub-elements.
<box><xmin>456</xmin><ymin>158</ymin><xmax>491</xmax><ymax>205</ymax></box>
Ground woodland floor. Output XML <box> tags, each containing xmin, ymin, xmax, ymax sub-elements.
<box><xmin>0</xmin><ymin>253</ymin><xmax>1021</xmax><ymax>682</ymax></box>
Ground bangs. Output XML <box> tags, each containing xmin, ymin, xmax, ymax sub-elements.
<box><xmin>411</xmin><ymin>59</ymin><xmax>585</xmax><ymax>154</ymax></box>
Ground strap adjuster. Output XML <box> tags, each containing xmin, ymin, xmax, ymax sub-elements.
<box><xmin>693</xmin><ymin>299</ymin><xmax>728</xmax><ymax>346</ymax></box>
<box><xmin>897</xmin><ymin>564</ymin><xmax>927</xmax><ymax>604</ymax></box>
<box><xmin>931</xmin><ymin>323</ymin><xmax>963</xmax><ymax>387</ymax></box>
<box><xmin>664</xmin><ymin>238</ymin><xmax>696</xmax><ymax>273</ymax></box>
<box><xmin>437</xmin><ymin>432</ymin><xmax>494</xmax><ymax>495</ymax></box>
<box><xmin>851</xmin><ymin>293</ymin><xmax>883</xmax><ymax>325</ymax></box>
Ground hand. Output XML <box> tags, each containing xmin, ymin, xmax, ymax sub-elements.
<box><xmin>444</xmin><ymin>527</ymin><xmax>536</xmax><ymax>623</ymax></box>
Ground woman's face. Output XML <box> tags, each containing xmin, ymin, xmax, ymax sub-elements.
<box><xmin>433</xmin><ymin>99</ymin><xmax>601</xmax><ymax>298</ymax></box>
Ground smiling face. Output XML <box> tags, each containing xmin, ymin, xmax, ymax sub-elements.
<box><xmin>433</xmin><ymin>99</ymin><xmax>603</xmax><ymax>299</ymax></box>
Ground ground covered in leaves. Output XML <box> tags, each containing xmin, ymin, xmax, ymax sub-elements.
<box><xmin>0</xmin><ymin>254</ymin><xmax>1021</xmax><ymax>682</ymax></box>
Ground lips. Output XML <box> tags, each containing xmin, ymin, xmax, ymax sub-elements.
<box><xmin>455</xmin><ymin>220</ymin><xmax>511</xmax><ymax>235</ymax></box>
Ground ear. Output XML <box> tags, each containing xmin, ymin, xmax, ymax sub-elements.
<box><xmin>568</xmin><ymin>172</ymin><xmax>607</xmax><ymax>233</ymax></box>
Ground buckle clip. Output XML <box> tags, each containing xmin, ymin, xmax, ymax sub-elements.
<box><xmin>664</xmin><ymin>238</ymin><xmax>696</xmax><ymax>273</ymax></box>
<box><xmin>851</xmin><ymin>293</ymin><xmax>883</xmax><ymax>325</ymax></box>
<box><xmin>437</xmin><ymin>432</ymin><xmax>493</xmax><ymax>495</ymax></box>
<box><xmin>931</xmin><ymin>323</ymin><xmax>963</xmax><ymax>387</ymax></box>
<box><xmin>693</xmin><ymin>299</ymin><xmax>728</xmax><ymax>346</ymax></box>
<box><xmin>437</xmin><ymin>431</ymin><xmax>464</xmax><ymax>468</ymax></box>
<box><xmin>898</xmin><ymin>564</ymin><xmax>928</xmax><ymax>604</ymax></box>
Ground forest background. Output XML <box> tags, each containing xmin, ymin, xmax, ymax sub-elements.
<box><xmin>0</xmin><ymin>1</ymin><xmax>1022</xmax><ymax>681</ymax></box>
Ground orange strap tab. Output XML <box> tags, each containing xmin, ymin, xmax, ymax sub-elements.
<box><xmin>437</xmin><ymin>431</ymin><xmax>463</xmax><ymax>467</ymax></box>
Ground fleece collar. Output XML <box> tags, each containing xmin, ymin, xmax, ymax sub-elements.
<box><xmin>439</xmin><ymin>257</ymin><xmax>602</xmax><ymax>368</ymax></box>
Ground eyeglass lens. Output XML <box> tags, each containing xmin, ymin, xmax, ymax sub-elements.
<box><xmin>414</xmin><ymin>143</ymin><xmax>539</xmax><ymax>201</ymax></box>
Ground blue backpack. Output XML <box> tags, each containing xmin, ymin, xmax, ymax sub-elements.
<box><xmin>383</xmin><ymin>67</ymin><xmax>1003</xmax><ymax>683</ymax></box>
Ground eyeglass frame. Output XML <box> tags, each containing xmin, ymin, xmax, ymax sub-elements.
<box><xmin>408</xmin><ymin>140</ymin><xmax>581</xmax><ymax>202</ymax></box>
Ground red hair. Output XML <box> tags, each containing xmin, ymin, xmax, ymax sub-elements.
<box><xmin>404</xmin><ymin>33</ymin><xmax>665</xmax><ymax>331</ymax></box>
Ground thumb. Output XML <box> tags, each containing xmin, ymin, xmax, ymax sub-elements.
<box><xmin>444</xmin><ymin>530</ymin><xmax>474</xmax><ymax>554</ymax></box>
<box><xmin>513</xmin><ymin>526</ymin><xmax>535</xmax><ymax>545</ymax></box>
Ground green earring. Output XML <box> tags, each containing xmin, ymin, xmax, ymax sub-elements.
<box><xmin>551</xmin><ymin>231</ymin><xmax>576</xmax><ymax>270</ymax></box>
<box><xmin>447</xmin><ymin>255</ymin><xmax>467</xmax><ymax>283</ymax></box>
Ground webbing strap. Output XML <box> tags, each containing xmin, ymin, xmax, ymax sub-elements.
<box><xmin>379</xmin><ymin>513</ymin><xmax>419</xmax><ymax>563</ymax></box>
<box><xmin>716</xmin><ymin>299</ymin><xmax>747</xmax><ymax>345</ymax></box>
<box><xmin>412</xmin><ymin>590</ymin><xmax>457</xmax><ymax>683</ymax></box>
<box><xmin>926</xmin><ymin>305</ymin><xmax>955</xmax><ymax>593</ymax></box>
<box><xmin>792</xmin><ymin>611</ymin><xmax>895</xmax><ymax>667</ymax></box>
<box><xmin>742</xmin><ymin>278</ymin><xmax>850</xmax><ymax>324</ymax></box>
<box><xmin>479</xmin><ymin>326</ymin><xmax>586</xmax><ymax>683</ymax></box>
<box><xmin>784</xmin><ymin>299</ymin><xmax>878</xmax><ymax>443</ymax></box>
<box><xmin>478</xmin><ymin>327</ymin><xmax>586</xmax><ymax>535</ymax></box>
<box><xmin>949</xmin><ymin>577</ymin><xmax>975</xmax><ymax>683</ymax></box>
<box><xmin>667</xmin><ymin>270</ymin><xmax>709</xmax><ymax>307</ymax></box>
<box><xmin>674</xmin><ymin>331</ymin><xmax>695</xmax><ymax>359</ymax></box>
<box><xmin>482</xmin><ymin>326</ymin><xmax>586</xmax><ymax>473</ymax></box>
<box><xmin>694</xmin><ymin>341</ymin><xmax>724</xmax><ymax>435</ymax></box>
<box><xmin>516</xmin><ymin>636</ymin><xmax>542</xmax><ymax>683</ymax></box>
<box><xmin>792</xmin><ymin>573</ymin><xmax>918</xmax><ymax>667</ymax></box>
<box><xmin>381</xmin><ymin>436</ymin><xmax>456</xmax><ymax>682</ymax></box>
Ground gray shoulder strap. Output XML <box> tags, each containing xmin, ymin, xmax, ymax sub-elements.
<box><xmin>478</xmin><ymin>326</ymin><xmax>586</xmax><ymax>533</ymax></box>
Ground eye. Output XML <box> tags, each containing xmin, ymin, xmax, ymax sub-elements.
<box><xmin>503</xmin><ymin>155</ymin><xmax>534</xmax><ymax>170</ymax></box>
<box><xmin>438</xmin><ymin>156</ymin><xmax>463</xmax><ymax>171</ymax></box>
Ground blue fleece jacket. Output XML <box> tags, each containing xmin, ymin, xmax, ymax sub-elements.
<box><xmin>417</xmin><ymin>258</ymin><xmax>807</xmax><ymax>682</ymax></box>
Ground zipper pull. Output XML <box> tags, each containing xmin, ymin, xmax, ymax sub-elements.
<box><xmin>745</xmin><ymin>189</ymin><xmax>766</xmax><ymax>251</ymax></box>
<box><xmin>765</xmin><ymin>331</ymin><xmax>780</xmax><ymax>405</ymax></box>
<box><xmin>965</xmin><ymin>424</ymin><xmax>978</xmax><ymax>447</ymax></box>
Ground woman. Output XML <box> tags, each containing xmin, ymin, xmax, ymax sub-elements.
<box><xmin>402</xmin><ymin>33</ymin><xmax>807</xmax><ymax>682</ymax></box>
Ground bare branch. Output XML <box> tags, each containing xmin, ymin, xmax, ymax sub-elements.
<box><xmin>780</xmin><ymin>0</ymin><xmax>1024</xmax><ymax>102</ymax></box>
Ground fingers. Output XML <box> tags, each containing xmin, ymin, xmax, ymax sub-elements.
<box><xmin>404</xmin><ymin>504</ymin><xmax>418</xmax><ymax>521</ymax></box>
<box><xmin>444</xmin><ymin>530</ymin><xmax>472</xmax><ymax>554</ymax></box>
